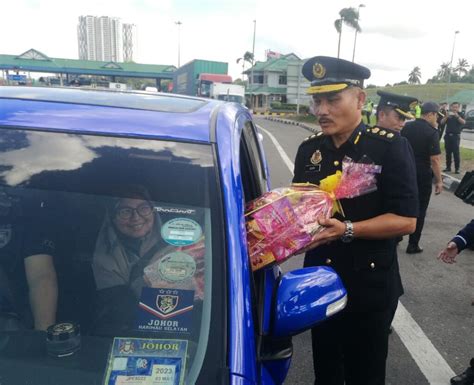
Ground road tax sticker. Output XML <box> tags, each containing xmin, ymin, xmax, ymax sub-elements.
<box><xmin>157</xmin><ymin>252</ymin><xmax>196</xmax><ymax>283</ymax></box>
<box><xmin>103</xmin><ymin>338</ymin><xmax>187</xmax><ymax>385</ymax></box>
<box><xmin>135</xmin><ymin>288</ymin><xmax>194</xmax><ymax>334</ymax></box>
<box><xmin>161</xmin><ymin>218</ymin><xmax>202</xmax><ymax>246</ymax></box>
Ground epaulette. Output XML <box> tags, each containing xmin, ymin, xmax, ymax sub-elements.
<box><xmin>364</xmin><ymin>126</ymin><xmax>396</xmax><ymax>142</ymax></box>
<box><xmin>302</xmin><ymin>131</ymin><xmax>324</xmax><ymax>143</ymax></box>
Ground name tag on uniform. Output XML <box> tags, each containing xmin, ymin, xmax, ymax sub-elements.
<box><xmin>305</xmin><ymin>164</ymin><xmax>321</xmax><ymax>173</ymax></box>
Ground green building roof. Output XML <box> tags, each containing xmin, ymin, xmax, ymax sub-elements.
<box><xmin>246</xmin><ymin>85</ymin><xmax>287</xmax><ymax>95</ymax></box>
<box><xmin>0</xmin><ymin>49</ymin><xmax>176</xmax><ymax>79</ymax></box>
<box><xmin>244</xmin><ymin>53</ymin><xmax>301</xmax><ymax>74</ymax></box>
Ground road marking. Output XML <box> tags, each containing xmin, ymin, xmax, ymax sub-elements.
<box><xmin>393</xmin><ymin>301</ymin><xmax>455</xmax><ymax>384</ymax></box>
<box><xmin>257</xmin><ymin>123</ymin><xmax>456</xmax><ymax>385</ymax></box>
<box><xmin>257</xmin><ymin>126</ymin><xmax>294</xmax><ymax>174</ymax></box>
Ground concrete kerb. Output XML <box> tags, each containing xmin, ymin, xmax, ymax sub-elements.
<box><xmin>263</xmin><ymin>116</ymin><xmax>462</xmax><ymax>194</ymax></box>
<box><xmin>263</xmin><ymin>116</ymin><xmax>320</xmax><ymax>135</ymax></box>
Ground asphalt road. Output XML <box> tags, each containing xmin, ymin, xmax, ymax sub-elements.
<box><xmin>254</xmin><ymin>117</ymin><xmax>474</xmax><ymax>385</ymax></box>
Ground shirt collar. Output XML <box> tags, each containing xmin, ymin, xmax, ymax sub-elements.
<box><xmin>323</xmin><ymin>121</ymin><xmax>365</xmax><ymax>151</ymax></box>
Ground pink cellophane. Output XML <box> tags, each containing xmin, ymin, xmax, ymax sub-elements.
<box><xmin>245</xmin><ymin>156</ymin><xmax>381</xmax><ymax>271</ymax></box>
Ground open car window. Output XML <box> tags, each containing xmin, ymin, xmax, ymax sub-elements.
<box><xmin>0</xmin><ymin>128</ymin><xmax>226</xmax><ymax>385</ymax></box>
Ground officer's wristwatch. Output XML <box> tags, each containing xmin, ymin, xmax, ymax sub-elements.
<box><xmin>341</xmin><ymin>220</ymin><xmax>354</xmax><ymax>243</ymax></box>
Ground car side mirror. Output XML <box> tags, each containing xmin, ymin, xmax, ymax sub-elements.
<box><xmin>273</xmin><ymin>266</ymin><xmax>347</xmax><ymax>337</ymax></box>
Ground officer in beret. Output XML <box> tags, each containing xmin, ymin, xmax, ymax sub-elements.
<box><xmin>293</xmin><ymin>56</ymin><xmax>419</xmax><ymax>385</ymax></box>
<box><xmin>375</xmin><ymin>91</ymin><xmax>418</xmax><ymax>132</ymax></box>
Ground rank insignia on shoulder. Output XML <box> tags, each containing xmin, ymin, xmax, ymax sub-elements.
<box><xmin>310</xmin><ymin>150</ymin><xmax>322</xmax><ymax>165</ymax></box>
<box><xmin>371</xmin><ymin>127</ymin><xmax>380</xmax><ymax>134</ymax></box>
<box><xmin>379</xmin><ymin>130</ymin><xmax>386</xmax><ymax>136</ymax></box>
<box><xmin>387</xmin><ymin>132</ymin><xmax>394</xmax><ymax>138</ymax></box>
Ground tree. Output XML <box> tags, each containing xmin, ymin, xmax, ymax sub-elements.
<box><xmin>334</xmin><ymin>7</ymin><xmax>361</xmax><ymax>58</ymax></box>
<box><xmin>436</xmin><ymin>62</ymin><xmax>451</xmax><ymax>82</ymax></box>
<box><xmin>408</xmin><ymin>66</ymin><xmax>421</xmax><ymax>84</ymax></box>
<box><xmin>236</xmin><ymin>51</ymin><xmax>254</xmax><ymax>75</ymax></box>
<box><xmin>455</xmin><ymin>58</ymin><xmax>469</xmax><ymax>77</ymax></box>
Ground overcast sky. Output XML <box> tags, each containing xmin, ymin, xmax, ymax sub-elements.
<box><xmin>1</xmin><ymin>0</ymin><xmax>473</xmax><ymax>86</ymax></box>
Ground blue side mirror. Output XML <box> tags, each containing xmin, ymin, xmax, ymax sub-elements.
<box><xmin>273</xmin><ymin>266</ymin><xmax>347</xmax><ymax>337</ymax></box>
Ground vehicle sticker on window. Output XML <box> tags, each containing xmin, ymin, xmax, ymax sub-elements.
<box><xmin>103</xmin><ymin>337</ymin><xmax>187</xmax><ymax>385</ymax></box>
<box><xmin>161</xmin><ymin>218</ymin><xmax>202</xmax><ymax>246</ymax></box>
<box><xmin>155</xmin><ymin>251</ymin><xmax>196</xmax><ymax>283</ymax></box>
<box><xmin>135</xmin><ymin>288</ymin><xmax>194</xmax><ymax>334</ymax></box>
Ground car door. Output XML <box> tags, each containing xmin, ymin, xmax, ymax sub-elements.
<box><xmin>237</xmin><ymin>115</ymin><xmax>292</xmax><ymax>385</ymax></box>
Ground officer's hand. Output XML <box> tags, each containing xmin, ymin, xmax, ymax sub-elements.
<box><xmin>438</xmin><ymin>242</ymin><xmax>459</xmax><ymax>264</ymax></box>
<box><xmin>435</xmin><ymin>181</ymin><xmax>443</xmax><ymax>195</ymax></box>
<box><xmin>308</xmin><ymin>218</ymin><xmax>346</xmax><ymax>248</ymax></box>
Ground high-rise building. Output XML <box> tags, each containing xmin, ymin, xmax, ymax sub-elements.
<box><xmin>78</xmin><ymin>16</ymin><xmax>135</xmax><ymax>62</ymax></box>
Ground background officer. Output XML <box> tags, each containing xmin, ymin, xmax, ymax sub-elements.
<box><xmin>293</xmin><ymin>56</ymin><xmax>419</xmax><ymax>385</ymax></box>
<box><xmin>375</xmin><ymin>90</ymin><xmax>418</xmax><ymax>132</ymax></box>
<box><xmin>402</xmin><ymin>102</ymin><xmax>443</xmax><ymax>254</ymax></box>
<box><xmin>438</xmin><ymin>220</ymin><xmax>474</xmax><ymax>385</ymax></box>
<box><xmin>441</xmin><ymin>102</ymin><xmax>466</xmax><ymax>174</ymax></box>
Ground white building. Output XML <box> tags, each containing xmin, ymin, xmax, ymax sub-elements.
<box><xmin>78</xmin><ymin>16</ymin><xmax>135</xmax><ymax>62</ymax></box>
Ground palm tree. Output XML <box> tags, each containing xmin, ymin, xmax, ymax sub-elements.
<box><xmin>334</xmin><ymin>7</ymin><xmax>361</xmax><ymax>58</ymax></box>
<box><xmin>408</xmin><ymin>66</ymin><xmax>421</xmax><ymax>84</ymax></box>
<box><xmin>455</xmin><ymin>58</ymin><xmax>469</xmax><ymax>77</ymax></box>
<box><xmin>436</xmin><ymin>62</ymin><xmax>451</xmax><ymax>81</ymax></box>
<box><xmin>236</xmin><ymin>51</ymin><xmax>254</xmax><ymax>74</ymax></box>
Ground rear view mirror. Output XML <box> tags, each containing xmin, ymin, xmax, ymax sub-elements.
<box><xmin>273</xmin><ymin>266</ymin><xmax>347</xmax><ymax>337</ymax></box>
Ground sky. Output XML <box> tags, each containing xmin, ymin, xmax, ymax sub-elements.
<box><xmin>1</xmin><ymin>0</ymin><xmax>473</xmax><ymax>86</ymax></box>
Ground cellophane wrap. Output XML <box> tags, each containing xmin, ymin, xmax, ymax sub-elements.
<box><xmin>245</xmin><ymin>156</ymin><xmax>382</xmax><ymax>271</ymax></box>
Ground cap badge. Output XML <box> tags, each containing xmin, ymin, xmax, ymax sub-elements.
<box><xmin>310</xmin><ymin>150</ymin><xmax>322</xmax><ymax>165</ymax></box>
<box><xmin>312</xmin><ymin>63</ymin><xmax>326</xmax><ymax>79</ymax></box>
<box><xmin>409</xmin><ymin>101</ymin><xmax>418</xmax><ymax>110</ymax></box>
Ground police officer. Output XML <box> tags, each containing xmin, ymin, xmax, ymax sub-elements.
<box><xmin>438</xmin><ymin>102</ymin><xmax>449</xmax><ymax>140</ymax></box>
<box><xmin>442</xmin><ymin>102</ymin><xmax>466</xmax><ymax>174</ymax></box>
<box><xmin>293</xmin><ymin>56</ymin><xmax>419</xmax><ymax>385</ymax></box>
<box><xmin>375</xmin><ymin>90</ymin><xmax>418</xmax><ymax>132</ymax></box>
<box><xmin>0</xmin><ymin>190</ymin><xmax>58</xmax><ymax>330</ymax></box>
<box><xmin>402</xmin><ymin>102</ymin><xmax>443</xmax><ymax>254</ymax></box>
<box><xmin>438</xmin><ymin>220</ymin><xmax>474</xmax><ymax>385</ymax></box>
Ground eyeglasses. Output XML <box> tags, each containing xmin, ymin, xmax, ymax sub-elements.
<box><xmin>115</xmin><ymin>204</ymin><xmax>153</xmax><ymax>220</ymax></box>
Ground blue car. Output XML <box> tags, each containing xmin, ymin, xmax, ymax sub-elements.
<box><xmin>0</xmin><ymin>87</ymin><xmax>346</xmax><ymax>385</ymax></box>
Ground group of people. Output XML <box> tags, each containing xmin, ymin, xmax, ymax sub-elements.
<box><xmin>294</xmin><ymin>55</ymin><xmax>473</xmax><ymax>385</ymax></box>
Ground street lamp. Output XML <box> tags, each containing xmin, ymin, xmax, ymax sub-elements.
<box><xmin>352</xmin><ymin>4</ymin><xmax>365</xmax><ymax>62</ymax></box>
<box><xmin>250</xmin><ymin>20</ymin><xmax>256</xmax><ymax>108</ymax></box>
<box><xmin>446</xmin><ymin>30</ymin><xmax>460</xmax><ymax>102</ymax></box>
<box><xmin>175</xmin><ymin>21</ymin><xmax>182</xmax><ymax>67</ymax></box>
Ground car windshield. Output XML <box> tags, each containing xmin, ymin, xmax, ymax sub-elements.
<box><xmin>0</xmin><ymin>128</ymin><xmax>225</xmax><ymax>385</ymax></box>
<box><xmin>217</xmin><ymin>94</ymin><xmax>244</xmax><ymax>104</ymax></box>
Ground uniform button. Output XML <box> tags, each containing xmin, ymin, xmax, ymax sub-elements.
<box><xmin>326</xmin><ymin>258</ymin><xmax>332</xmax><ymax>264</ymax></box>
<box><xmin>370</xmin><ymin>262</ymin><xmax>375</xmax><ymax>269</ymax></box>
<box><xmin>334</xmin><ymin>160</ymin><xmax>340</xmax><ymax>166</ymax></box>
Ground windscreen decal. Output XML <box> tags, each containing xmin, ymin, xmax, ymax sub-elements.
<box><xmin>103</xmin><ymin>337</ymin><xmax>187</xmax><ymax>385</ymax></box>
<box><xmin>135</xmin><ymin>288</ymin><xmax>194</xmax><ymax>334</ymax></box>
<box><xmin>161</xmin><ymin>218</ymin><xmax>202</xmax><ymax>246</ymax></box>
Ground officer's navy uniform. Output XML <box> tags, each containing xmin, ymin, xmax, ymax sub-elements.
<box><xmin>402</xmin><ymin>105</ymin><xmax>442</xmax><ymax>251</ymax></box>
<box><xmin>444</xmin><ymin>110</ymin><xmax>466</xmax><ymax>172</ymax></box>
<box><xmin>0</xmin><ymin>190</ymin><xmax>56</xmax><ymax>328</ymax></box>
<box><xmin>294</xmin><ymin>56</ymin><xmax>419</xmax><ymax>385</ymax></box>
<box><xmin>448</xmin><ymin>221</ymin><xmax>474</xmax><ymax>385</ymax></box>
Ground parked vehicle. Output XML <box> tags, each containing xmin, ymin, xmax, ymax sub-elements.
<box><xmin>462</xmin><ymin>109</ymin><xmax>474</xmax><ymax>130</ymax></box>
<box><xmin>173</xmin><ymin>59</ymin><xmax>230</xmax><ymax>97</ymax></box>
<box><xmin>210</xmin><ymin>83</ymin><xmax>245</xmax><ymax>105</ymax></box>
<box><xmin>0</xmin><ymin>86</ymin><xmax>346</xmax><ymax>385</ymax></box>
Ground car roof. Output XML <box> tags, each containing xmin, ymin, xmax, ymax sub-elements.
<box><xmin>0</xmin><ymin>86</ymin><xmax>228</xmax><ymax>143</ymax></box>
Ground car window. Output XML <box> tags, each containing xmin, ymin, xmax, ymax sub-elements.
<box><xmin>0</xmin><ymin>128</ymin><xmax>225</xmax><ymax>385</ymax></box>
